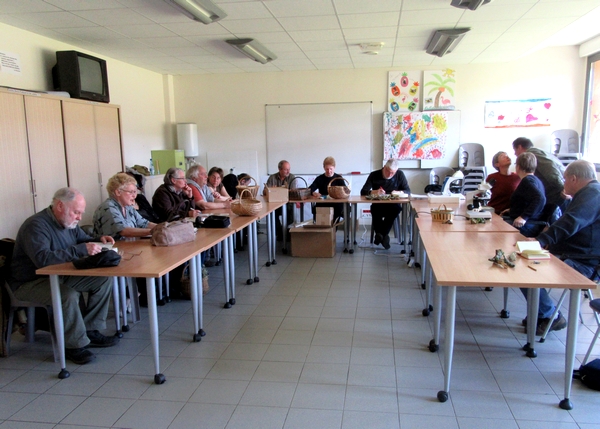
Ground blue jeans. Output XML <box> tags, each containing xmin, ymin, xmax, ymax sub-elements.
<box><xmin>521</xmin><ymin>258</ymin><xmax>598</xmax><ymax>318</ymax></box>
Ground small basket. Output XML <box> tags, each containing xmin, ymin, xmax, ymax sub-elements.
<box><xmin>289</xmin><ymin>177</ymin><xmax>311</xmax><ymax>201</ymax></box>
<box><xmin>431</xmin><ymin>204</ymin><xmax>454</xmax><ymax>223</ymax></box>
<box><xmin>327</xmin><ymin>177</ymin><xmax>351</xmax><ymax>199</ymax></box>
<box><xmin>231</xmin><ymin>189</ymin><xmax>262</xmax><ymax>216</ymax></box>
<box><xmin>236</xmin><ymin>176</ymin><xmax>259</xmax><ymax>199</ymax></box>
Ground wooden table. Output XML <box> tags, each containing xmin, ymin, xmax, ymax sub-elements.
<box><xmin>419</xmin><ymin>230</ymin><xmax>596</xmax><ymax>410</ymax></box>
<box><xmin>37</xmin><ymin>227</ymin><xmax>234</xmax><ymax>384</ymax></box>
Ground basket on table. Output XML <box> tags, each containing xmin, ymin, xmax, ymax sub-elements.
<box><xmin>288</xmin><ymin>177</ymin><xmax>311</xmax><ymax>201</ymax></box>
<box><xmin>231</xmin><ymin>189</ymin><xmax>262</xmax><ymax>216</ymax></box>
<box><xmin>236</xmin><ymin>176</ymin><xmax>259</xmax><ymax>199</ymax></box>
<box><xmin>327</xmin><ymin>177</ymin><xmax>351</xmax><ymax>199</ymax></box>
<box><xmin>431</xmin><ymin>204</ymin><xmax>454</xmax><ymax>223</ymax></box>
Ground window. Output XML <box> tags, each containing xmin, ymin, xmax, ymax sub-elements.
<box><xmin>582</xmin><ymin>52</ymin><xmax>600</xmax><ymax>162</ymax></box>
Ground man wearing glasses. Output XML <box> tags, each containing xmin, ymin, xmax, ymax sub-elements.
<box><xmin>152</xmin><ymin>167</ymin><xmax>201</xmax><ymax>222</ymax></box>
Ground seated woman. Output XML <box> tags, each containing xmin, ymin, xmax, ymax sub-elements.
<box><xmin>93</xmin><ymin>173</ymin><xmax>157</xmax><ymax>239</ymax></box>
<box><xmin>501</xmin><ymin>152</ymin><xmax>546</xmax><ymax>237</ymax></box>
<box><xmin>207</xmin><ymin>167</ymin><xmax>232</xmax><ymax>200</ymax></box>
<box><xmin>309</xmin><ymin>156</ymin><xmax>345</xmax><ymax>221</ymax></box>
<box><xmin>152</xmin><ymin>167</ymin><xmax>200</xmax><ymax>222</ymax></box>
<box><xmin>486</xmin><ymin>151</ymin><xmax>520</xmax><ymax>215</ymax></box>
<box><xmin>222</xmin><ymin>173</ymin><xmax>251</xmax><ymax>199</ymax></box>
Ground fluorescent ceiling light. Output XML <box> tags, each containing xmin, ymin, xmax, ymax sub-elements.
<box><xmin>450</xmin><ymin>0</ymin><xmax>492</xmax><ymax>11</ymax></box>
<box><xmin>225</xmin><ymin>39</ymin><xmax>277</xmax><ymax>64</ymax></box>
<box><xmin>425</xmin><ymin>28</ymin><xmax>470</xmax><ymax>57</ymax></box>
<box><xmin>165</xmin><ymin>0</ymin><xmax>227</xmax><ymax>24</ymax></box>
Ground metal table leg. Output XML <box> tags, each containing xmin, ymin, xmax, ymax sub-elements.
<box><xmin>560</xmin><ymin>289</ymin><xmax>582</xmax><ymax>410</ymax></box>
<box><xmin>253</xmin><ymin>221</ymin><xmax>259</xmax><ymax>282</ymax></box>
<box><xmin>523</xmin><ymin>288</ymin><xmax>540</xmax><ymax>358</ymax></box>
<box><xmin>145</xmin><ymin>277</ymin><xmax>165</xmax><ymax>384</ymax></box>
<box><xmin>112</xmin><ymin>277</ymin><xmax>122</xmax><ymax>337</ymax></box>
<box><xmin>246</xmin><ymin>224</ymin><xmax>255</xmax><ymax>284</ymax></box>
<box><xmin>282</xmin><ymin>203</ymin><xmax>288</xmax><ymax>254</ymax></box>
<box><xmin>49</xmin><ymin>274</ymin><xmax>69</xmax><ymax>379</ymax></box>
<box><xmin>437</xmin><ymin>285</ymin><xmax>457</xmax><ymax>402</ymax></box>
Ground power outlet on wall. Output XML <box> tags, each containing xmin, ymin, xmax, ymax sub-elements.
<box><xmin>358</xmin><ymin>207</ymin><xmax>371</xmax><ymax>225</ymax></box>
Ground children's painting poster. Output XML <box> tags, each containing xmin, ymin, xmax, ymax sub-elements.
<box><xmin>484</xmin><ymin>98</ymin><xmax>551</xmax><ymax>128</ymax></box>
<box><xmin>388</xmin><ymin>71</ymin><xmax>420</xmax><ymax>112</ymax></box>
<box><xmin>423</xmin><ymin>69</ymin><xmax>456</xmax><ymax>111</ymax></box>
<box><xmin>383</xmin><ymin>112</ymin><xmax>448</xmax><ymax>160</ymax></box>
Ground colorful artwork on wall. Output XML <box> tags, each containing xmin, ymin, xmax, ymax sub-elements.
<box><xmin>388</xmin><ymin>71</ymin><xmax>421</xmax><ymax>112</ymax></box>
<box><xmin>423</xmin><ymin>69</ymin><xmax>456</xmax><ymax>111</ymax></box>
<box><xmin>484</xmin><ymin>98</ymin><xmax>551</xmax><ymax>128</ymax></box>
<box><xmin>383</xmin><ymin>111</ymin><xmax>448</xmax><ymax>160</ymax></box>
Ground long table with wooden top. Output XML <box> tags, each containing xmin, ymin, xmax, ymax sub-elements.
<box><xmin>37</xmin><ymin>225</ymin><xmax>234</xmax><ymax>384</ymax></box>
<box><xmin>418</xmin><ymin>229</ymin><xmax>596</xmax><ymax>410</ymax></box>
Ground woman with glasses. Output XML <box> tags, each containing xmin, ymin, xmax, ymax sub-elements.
<box><xmin>152</xmin><ymin>167</ymin><xmax>201</xmax><ymax>222</ymax></box>
<box><xmin>93</xmin><ymin>172</ymin><xmax>157</xmax><ymax>239</ymax></box>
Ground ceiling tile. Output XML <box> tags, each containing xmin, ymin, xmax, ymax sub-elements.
<box><xmin>72</xmin><ymin>8</ymin><xmax>154</xmax><ymax>26</ymax></box>
<box><xmin>334</xmin><ymin>0</ymin><xmax>402</xmax><ymax>14</ymax></box>
<box><xmin>277</xmin><ymin>15</ymin><xmax>340</xmax><ymax>31</ymax></box>
<box><xmin>263</xmin><ymin>0</ymin><xmax>336</xmax><ymax>18</ymax></box>
<box><xmin>108</xmin><ymin>23</ymin><xmax>176</xmax><ymax>38</ymax></box>
<box><xmin>288</xmin><ymin>29</ymin><xmax>345</xmax><ymax>42</ymax></box>
<box><xmin>10</xmin><ymin>11</ymin><xmax>96</xmax><ymax>28</ymax></box>
<box><xmin>0</xmin><ymin>0</ymin><xmax>61</xmax><ymax>13</ymax></box>
<box><xmin>338</xmin><ymin>12</ymin><xmax>399</xmax><ymax>28</ymax></box>
<box><xmin>220</xmin><ymin>18</ymin><xmax>284</xmax><ymax>33</ymax></box>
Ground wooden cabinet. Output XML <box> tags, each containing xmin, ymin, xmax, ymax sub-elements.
<box><xmin>62</xmin><ymin>100</ymin><xmax>124</xmax><ymax>225</ymax></box>
<box><xmin>0</xmin><ymin>91</ymin><xmax>68</xmax><ymax>239</ymax></box>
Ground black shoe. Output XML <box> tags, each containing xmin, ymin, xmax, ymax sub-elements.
<box><xmin>66</xmin><ymin>347</ymin><xmax>96</xmax><ymax>365</ymax></box>
<box><xmin>382</xmin><ymin>234</ymin><xmax>391</xmax><ymax>250</ymax></box>
<box><xmin>86</xmin><ymin>330</ymin><xmax>120</xmax><ymax>348</ymax></box>
<box><xmin>522</xmin><ymin>317</ymin><xmax>527</xmax><ymax>327</ymax></box>
<box><xmin>535</xmin><ymin>313</ymin><xmax>566</xmax><ymax>336</ymax></box>
<box><xmin>204</xmin><ymin>260</ymin><xmax>216</xmax><ymax>267</ymax></box>
<box><xmin>374</xmin><ymin>233</ymin><xmax>383</xmax><ymax>245</ymax></box>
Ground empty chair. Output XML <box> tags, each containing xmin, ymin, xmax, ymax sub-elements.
<box><xmin>429</xmin><ymin>167</ymin><xmax>455</xmax><ymax>186</ymax></box>
<box><xmin>552</xmin><ymin>129</ymin><xmax>580</xmax><ymax>155</ymax></box>
<box><xmin>458</xmin><ymin>143</ymin><xmax>485</xmax><ymax>169</ymax></box>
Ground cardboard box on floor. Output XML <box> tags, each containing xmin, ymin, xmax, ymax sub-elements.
<box><xmin>315</xmin><ymin>207</ymin><xmax>333</xmax><ymax>226</ymax></box>
<box><xmin>264</xmin><ymin>186</ymin><xmax>289</xmax><ymax>202</ymax></box>
<box><xmin>290</xmin><ymin>219</ymin><xmax>340</xmax><ymax>258</ymax></box>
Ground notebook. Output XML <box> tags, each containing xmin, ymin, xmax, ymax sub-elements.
<box><xmin>516</xmin><ymin>241</ymin><xmax>551</xmax><ymax>260</ymax></box>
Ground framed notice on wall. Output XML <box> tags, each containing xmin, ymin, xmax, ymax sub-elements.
<box><xmin>484</xmin><ymin>98</ymin><xmax>552</xmax><ymax>128</ymax></box>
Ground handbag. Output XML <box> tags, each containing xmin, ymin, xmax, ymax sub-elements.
<box><xmin>73</xmin><ymin>249</ymin><xmax>121</xmax><ymax>269</ymax></box>
<box><xmin>150</xmin><ymin>220</ymin><xmax>196</xmax><ymax>246</ymax></box>
<box><xmin>202</xmin><ymin>215</ymin><xmax>231</xmax><ymax>228</ymax></box>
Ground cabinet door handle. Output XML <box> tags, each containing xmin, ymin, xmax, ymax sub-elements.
<box><xmin>98</xmin><ymin>172</ymin><xmax>103</xmax><ymax>186</ymax></box>
<box><xmin>31</xmin><ymin>179</ymin><xmax>37</xmax><ymax>197</ymax></box>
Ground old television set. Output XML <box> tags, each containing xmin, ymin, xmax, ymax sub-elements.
<box><xmin>52</xmin><ymin>51</ymin><xmax>109</xmax><ymax>103</ymax></box>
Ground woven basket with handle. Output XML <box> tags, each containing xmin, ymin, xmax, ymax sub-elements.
<box><xmin>231</xmin><ymin>189</ymin><xmax>262</xmax><ymax>216</ymax></box>
<box><xmin>288</xmin><ymin>177</ymin><xmax>311</xmax><ymax>201</ymax></box>
<box><xmin>431</xmin><ymin>204</ymin><xmax>454</xmax><ymax>223</ymax></box>
<box><xmin>236</xmin><ymin>176</ymin><xmax>259</xmax><ymax>199</ymax></box>
<box><xmin>327</xmin><ymin>177</ymin><xmax>351</xmax><ymax>199</ymax></box>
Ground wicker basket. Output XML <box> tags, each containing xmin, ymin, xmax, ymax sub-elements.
<box><xmin>431</xmin><ymin>204</ymin><xmax>454</xmax><ymax>223</ymax></box>
<box><xmin>231</xmin><ymin>189</ymin><xmax>262</xmax><ymax>216</ymax></box>
<box><xmin>236</xmin><ymin>176</ymin><xmax>259</xmax><ymax>199</ymax></box>
<box><xmin>327</xmin><ymin>177</ymin><xmax>351</xmax><ymax>199</ymax></box>
<box><xmin>181</xmin><ymin>265</ymin><xmax>209</xmax><ymax>298</ymax></box>
<box><xmin>289</xmin><ymin>177</ymin><xmax>311</xmax><ymax>201</ymax></box>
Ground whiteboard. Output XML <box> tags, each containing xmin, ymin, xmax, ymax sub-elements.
<box><xmin>266</xmin><ymin>102</ymin><xmax>373</xmax><ymax>175</ymax></box>
<box><xmin>206</xmin><ymin>150</ymin><xmax>259</xmax><ymax>183</ymax></box>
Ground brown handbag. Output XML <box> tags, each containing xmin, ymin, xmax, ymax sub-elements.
<box><xmin>150</xmin><ymin>220</ymin><xmax>196</xmax><ymax>246</ymax></box>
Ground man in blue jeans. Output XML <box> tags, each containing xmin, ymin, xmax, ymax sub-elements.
<box><xmin>522</xmin><ymin>160</ymin><xmax>600</xmax><ymax>335</ymax></box>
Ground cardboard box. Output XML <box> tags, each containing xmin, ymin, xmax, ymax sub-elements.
<box><xmin>315</xmin><ymin>207</ymin><xmax>333</xmax><ymax>226</ymax></box>
<box><xmin>264</xmin><ymin>186</ymin><xmax>289</xmax><ymax>202</ymax></box>
<box><xmin>290</xmin><ymin>222</ymin><xmax>339</xmax><ymax>258</ymax></box>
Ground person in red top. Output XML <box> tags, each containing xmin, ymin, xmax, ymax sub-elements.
<box><xmin>486</xmin><ymin>151</ymin><xmax>520</xmax><ymax>214</ymax></box>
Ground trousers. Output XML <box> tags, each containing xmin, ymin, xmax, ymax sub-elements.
<box><xmin>13</xmin><ymin>275</ymin><xmax>113</xmax><ymax>349</ymax></box>
<box><xmin>370</xmin><ymin>203</ymin><xmax>401</xmax><ymax>236</ymax></box>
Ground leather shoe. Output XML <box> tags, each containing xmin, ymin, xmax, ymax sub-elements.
<box><xmin>374</xmin><ymin>233</ymin><xmax>383</xmax><ymax>245</ymax></box>
<box><xmin>66</xmin><ymin>347</ymin><xmax>96</xmax><ymax>365</ymax></box>
<box><xmin>382</xmin><ymin>234</ymin><xmax>391</xmax><ymax>250</ymax></box>
<box><xmin>86</xmin><ymin>330</ymin><xmax>120</xmax><ymax>348</ymax></box>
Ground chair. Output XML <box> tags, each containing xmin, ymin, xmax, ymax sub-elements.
<box><xmin>1</xmin><ymin>238</ymin><xmax>58</xmax><ymax>359</ymax></box>
<box><xmin>461</xmin><ymin>167</ymin><xmax>487</xmax><ymax>195</ymax></box>
<box><xmin>582</xmin><ymin>298</ymin><xmax>600</xmax><ymax>365</ymax></box>
<box><xmin>552</xmin><ymin>129</ymin><xmax>582</xmax><ymax>167</ymax></box>
<box><xmin>429</xmin><ymin>167</ymin><xmax>455</xmax><ymax>186</ymax></box>
<box><xmin>458</xmin><ymin>143</ymin><xmax>485</xmax><ymax>169</ymax></box>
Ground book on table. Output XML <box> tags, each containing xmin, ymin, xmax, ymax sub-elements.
<box><xmin>516</xmin><ymin>241</ymin><xmax>551</xmax><ymax>260</ymax></box>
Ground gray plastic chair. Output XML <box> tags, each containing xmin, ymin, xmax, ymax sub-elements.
<box><xmin>458</xmin><ymin>143</ymin><xmax>485</xmax><ymax>168</ymax></box>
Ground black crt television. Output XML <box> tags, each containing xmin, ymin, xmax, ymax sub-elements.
<box><xmin>52</xmin><ymin>51</ymin><xmax>110</xmax><ymax>103</ymax></box>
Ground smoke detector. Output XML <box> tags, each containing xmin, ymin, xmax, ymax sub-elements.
<box><xmin>359</xmin><ymin>42</ymin><xmax>384</xmax><ymax>55</ymax></box>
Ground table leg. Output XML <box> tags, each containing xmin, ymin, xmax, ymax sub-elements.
<box><xmin>523</xmin><ymin>288</ymin><xmax>540</xmax><ymax>358</ymax></box>
<box><xmin>49</xmin><ymin>274</ymin><xmax>70</xmax><ymax>379</ymax></box>
<box><xmin>266</xmin><ymin>213</ymin><xmax>273</xmax><ymax>266</ymax></box>
<box><xmin>145</xmin><ymin>277</ymin><xmax>165</xmax><ymax>384</ymax></box>
<box><xmin>351</xmin><ymin>203</ymin><xmax>357</xmax><ymax>248</ymax></box>
<box><xmin>282</xmin><ymin>203</ymin><xmax>288</xmax><ymax>254</ymax></box>
<box><xmin>560</xmin><ymin>289</ymin><xmax>581</xmax><ymax>410</ymax></box>
<box><xmin>253</xmin><ymin>221</ymin><xmax>259</xmax><ymax>282</ymax></box>
<box><xmin>430</xmin><ymin>271</ymin><xmax>441</xmax><ymax>353</ymax></box>
<box><xmin>247</xmin><ymin>224</ymin><xmax>254</xmax><ymax>284</ymax></box>
<box><xmin>197</xmin><ymin>254</ymin><xmax>205</xmax><ymax>338</ymax></box>
<box><xmin>127</xmin><ymin>277</ymin><xmax>141</xmax><ymax>323</ymax></box>
<box><xmin>118</xmin><ymin>277</ymin><xmax>129</xmax><ymax>332</ymax></box>
<box><xmin>438</xmin><ymin>285</ymin><xmax>457</xmax><ymax>402</ymax></box>
<box><xmin>229</xmin><ymin>235</ymin><xmax>236</xmax><ymax>303</ymax></box>
<box><xmin>112</xmin><ymin>277</ymin><xmax>122</xmax><ymax>337</ymax></box>
<box><xmin>190</xmin><ymin>255</ymin><xmax>202</xmax><ymax>342</ymax></box>
<box><xmin>343</xmin><ymin>203</ymin><xmax>350</xmax><ymax>253</ymax></box>
<box><xmin>270</xmin><ymin>212</ymin><xmax>277</xmax><ymax>265</ymax></box>
<box><xmin>222</xmin><ymin>237</ymin><xmax>231</xmax><ymax>308</ymax></box>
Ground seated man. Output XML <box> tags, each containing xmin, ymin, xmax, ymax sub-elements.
<box><xmin>152</xmin><ymin>167</ymin><xmax>200</xmax><ymax>222</ymax></box>
<box><xmin>186</xmin><ymin>164</ymin><xmax>232</xmax><ymax>210</ymax></box>
<box><xmin>264</xmin><ymin>160</ymin><xmax>296</xmax><ymax>240</ymax></box>
<box><xmin>523</xmin><ymin>160</ymin><xmax>600</xmax><ymax>335</ymax></box>
<box><xmin>500</xmin><ymin>152</ymin><xmax>546</xmax><ymax>238</ymax></box>
<box><xmin>360</xmin><ymin>159</ymin><xmax>411</xmax><ymax>249</ymax></box>
<box><xmin>486</xmin><ymin>151</ymin><xmax>520</xmax><ymax>215</ymax></box>
<box><xmin>9</xmin><ymin>188</ymin><xmax>118</xmax><ymax>365</ymax></box>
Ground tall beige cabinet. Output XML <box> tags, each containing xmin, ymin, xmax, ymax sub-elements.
<box><xmin>0</xmin><ymin>88</ymin><xmax>124</xmax><ymax>238</ymax></box>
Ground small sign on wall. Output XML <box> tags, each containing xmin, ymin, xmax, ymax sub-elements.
<box><xmin>0</xmin><ymin>50</ymin><xmax>22</xmax><ymax>75</ymax></box>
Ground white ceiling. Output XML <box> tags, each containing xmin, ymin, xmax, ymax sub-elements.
<box><xmin>1</xmin><ymin>0</ymin><xmax>600</xmax><ymax>75</ymax></box>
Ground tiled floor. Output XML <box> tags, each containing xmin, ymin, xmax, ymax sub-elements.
<box><xmin>1</xmin><ymin>230</ymin><xmax>600</xmax><ymax>429</ymax></box>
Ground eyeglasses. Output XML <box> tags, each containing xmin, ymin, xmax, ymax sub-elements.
<box><xmin>120</xmin><ymin>189</ymin><xmax>137</xmax><ymax>195</ymax></box>
<box><xmin>173</xmin><ymin>177</ymin><xmax>186</xmax><ymax>181</ymax></box>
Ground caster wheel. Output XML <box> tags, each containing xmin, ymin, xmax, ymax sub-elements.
<box><xmin>344</xmin><ymin>249</ymin><xmax>348</xmax><ymax>253</ymax></box>
<box><xmin>58</xmin><ymin>368</ymin><xmax>70</xmax><ymax>379</ymax></box>
<box><xmin>199</xmin><ymin>329</ymin><xmax>206</xmax><ymax>337</ymax></box>
<box><xmin>229</xmin><ymin>298</ymin><xmax>236</xmax><ymax>305</ymax></box>
<box><xmin>154</xmin><ymin>373</ymin><xmax>166</xmax><ymax>384</ymax></box>
<box><xmin>428</xmin><ymin>340</ymin><xmax>439</xmax><ymax>353</ymax></box>
<box><xmin>193</xmin><ymin>333</ymin><xmax>202</xmax><ymax>342</ymax></box>
<box><xmin>400</xmin><ymin>250</ymin><xmax>406</xmax><ymax>254</ymax></box>
<box><xmin>539</xmin><ymin>337</ymin><xmax>546</xmax><ymax>343</ymax></box>
<box><xmin>437</xmin><ymin>391</ymin><xmax>448</xmax><ymax>402</ymax></box>
<box><xmin>421</xmin><ymin>283</ymin><xmax>426</xmax><ymax>290</ymax></box>
<box><xmin>522</xmin><ymin>342</ymin><xmax>532</xmax><ymax>352</ymax></box>
<box><xmin>165</xmin><ymin>296</ymin><xmax>172</xmax><ymax>303</ymax></box>
<box><xmin>559</xmin><ymin>398</ymin><xmax>573</xmax><ymax>410</ymax></box>
<box><xmin>266</xmin><ymin>262</ymin><xmax>271</xmax><ymax>267</ymax></box>
<box><xmin>500</xmin><ymin>309</ymin><xmax>510</xmax><ymax>319</ymax></box>
<box><xmin>115</xmin><ymin>331</ymin><xmax>124</xmax><ymax>338</ymax></box>
<box><xmin>282</xmin><ymin>248</ymin><xmax>287</xmax><ymax>255</ymax></box>
<box><xmin>414</xmin><ymin>262</ymin><xmax>421</xmax><ymax>269</ymax></box>
<box><xmin>254</xmin><ymin>277</ymin><xmax>259</xmax><ymax>283</ymax></box>
<box><xmin>526</xmin><ymin>349</ymin><xmax>537</xmax><ymax>358</ymax></box>
<box><xmin>272</xmin><ymin>260</ymin><xmax>277</xmax><ymax>265</ymax></box>
<box><xmin>485</xmin><ymin>287</ymin><xmax>493</xmax><ymax>292</ymax></box>
<box><xmin>122</xmin><ymin>324</ymin><xmax>130</xmax><ymax>332</ymax></box>
<box><xmin>246</xmin><ymin>279</ymin><xmax>253</xmax><ymax>285</ymax></box>
<box><xmin>157</xmin><ymin>299</ymin><xmax>165</xmax><ymax>306</ymax></box>
<box><xmin>224</xmin><ymin>302</ymin><xmax>232</xmax><ymax>309</ymax></box>
<box><xmin>429</xmin><ymin>304</ymin><xmax>433</xmax><ymax>311</ymax></box>
<box><xmin>216</xmin><ymin>261</ymin><xmax>221</xmax><ymax>266</ymax></box>
<box><xmin>422</xmin><ymin>308</ymin><xmax>430</xmax><ymax>317</ymax></box>
<box><xmin>349</xmin><ymin>249</ymin><xmax>354</xmax><ymax>254</ymax></box>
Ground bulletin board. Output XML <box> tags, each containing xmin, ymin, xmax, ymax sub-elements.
<box><xmin>265</xmin><ymin>102</ymin><xmax>373</xmax><ymax>174</ymax></box>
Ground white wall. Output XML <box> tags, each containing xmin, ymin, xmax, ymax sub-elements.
<box><xmin>0</xmin><ymin>23</ymin><xmax>168</xmax><ymax>168</ymax></box>
<box><xmin>173</xmin><ymin>46</ymin><xmax>586</xmax><ymax>193</ymax></box>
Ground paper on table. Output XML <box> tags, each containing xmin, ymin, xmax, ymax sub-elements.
<box><xmin>91</xmin><ymin>242</ymin><xmax>113</xmax><ymax>250</ymax></box>
<box><xmin>516</xmin><ymin>241</ymin><xmax>550</xmax><ymax>259</ymax></box>
<box><xmin>409</xmin><ymin>193</ymin><xmax>428</xmax><ymax>200</ymax></box>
